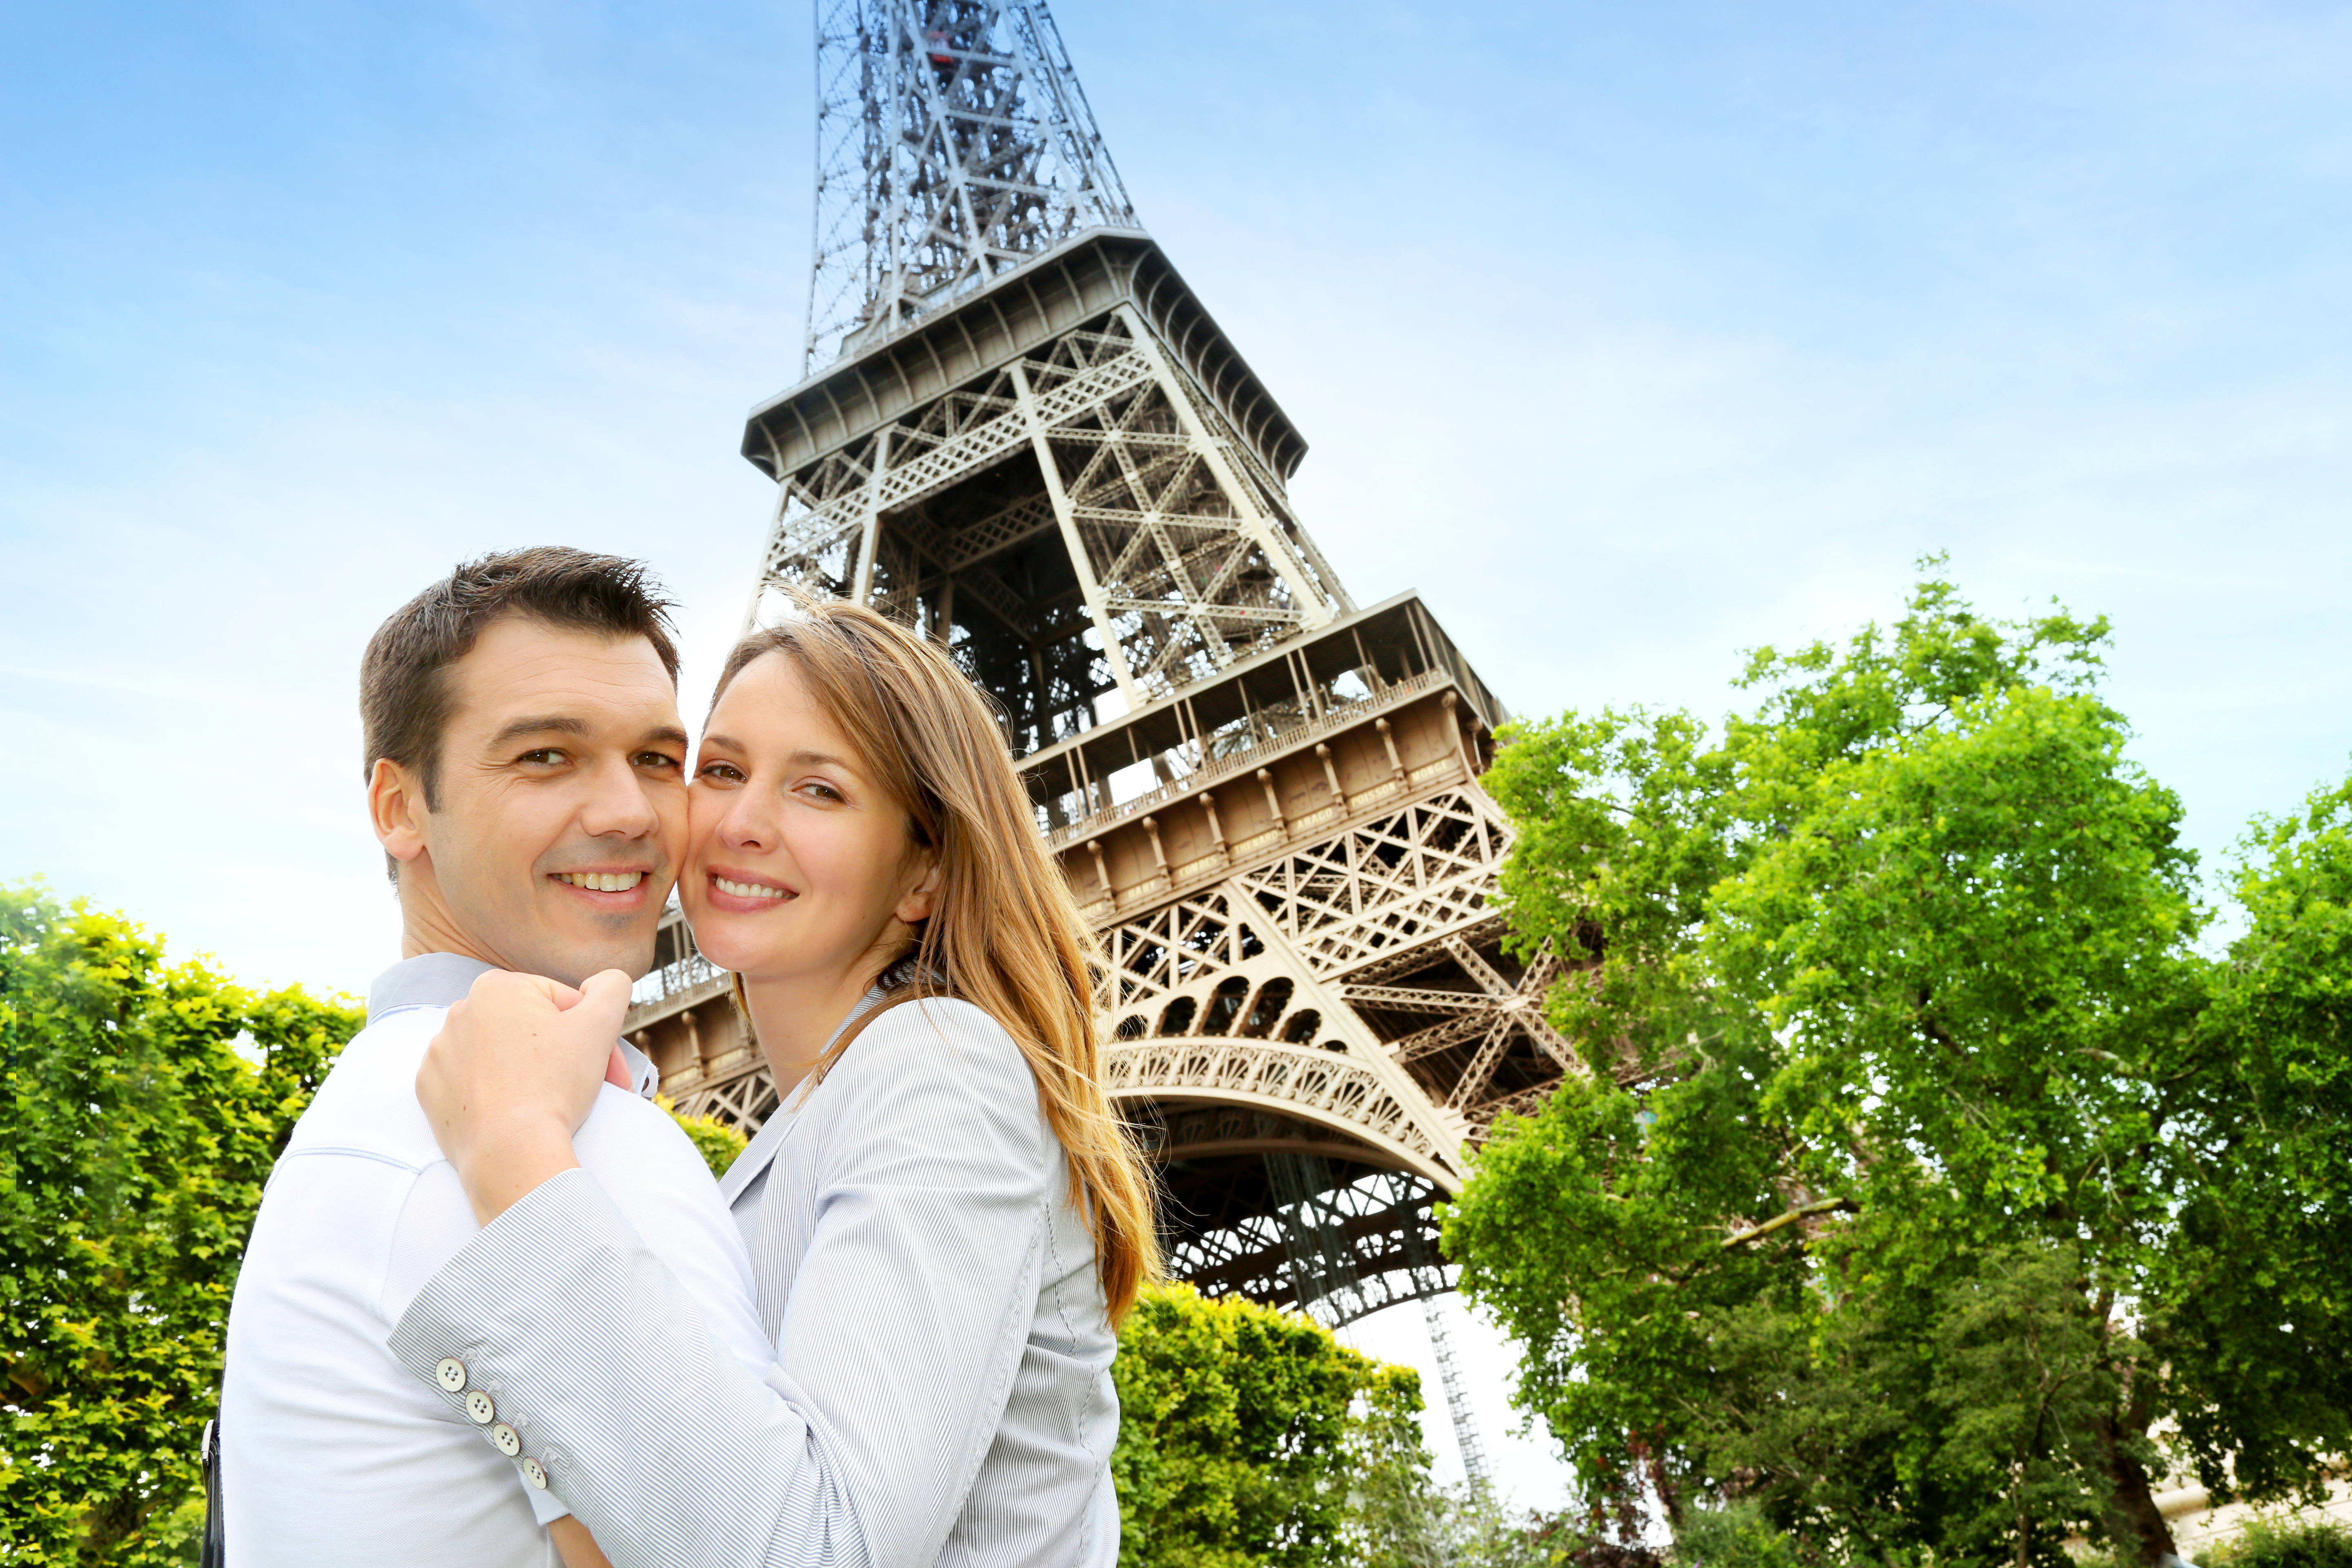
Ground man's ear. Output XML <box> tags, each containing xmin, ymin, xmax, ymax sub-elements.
<box><xmin>894</xmin><ymin>854</ymin><xmax>943</xmax><ymax>927</ymax></box>
<box><xmin>369</xmin><ymin>758</ymin><xmax>432</xmax><ymax>872</ymax></box>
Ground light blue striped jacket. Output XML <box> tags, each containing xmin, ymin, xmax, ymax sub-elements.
<box><xmin>388</xmin><ymin>996</ymin><xmax>1122</xmax><ymax>1568</ymax></box>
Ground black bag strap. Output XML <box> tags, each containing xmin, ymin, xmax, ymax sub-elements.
<box><xmin>200</xmin><ymin>1416</ymin><xmax>225</xmax><ymax>1568</ymax></box>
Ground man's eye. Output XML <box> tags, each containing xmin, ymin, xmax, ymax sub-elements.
<box><xmin>520</xmin><ymin>749</ymin><xmax>567</xmax><ymax>766</ymax></box>
<box><xmin>634</xmin><ymin>752</ymin><xmax>682</xmax><ymax>770</ymax></box>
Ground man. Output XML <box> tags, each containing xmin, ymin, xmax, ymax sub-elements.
<box><xmin>220</xmin><ymin>548</ymin><xmax>771</xmax><ymax>1567</ymax></box>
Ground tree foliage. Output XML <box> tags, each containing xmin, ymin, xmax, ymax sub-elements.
<box><xmin>1446</xmin><ymin>567</ymin><xmax>2352</xmax><ymax>1566</ymax></box>
<box><xmin>2169</xmin><ymin>774</ymin><xmax>2352</xmax><ymax>1502</ymax></box>
<box><xmin>1109</xmin><ymin>1282</ymin><xmax>1437</xmax><ymax>1568</ymax></box>
<box><xmin>0</xmin><ymin>884</ymin><xmax>359</xmax><ymax>1565</ymax></box>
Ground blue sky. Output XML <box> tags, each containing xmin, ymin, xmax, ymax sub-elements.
<box><xmin>6</xmin><ymin>0</ymin><xmax>2352</xmax><ymax>1503</ymax></box>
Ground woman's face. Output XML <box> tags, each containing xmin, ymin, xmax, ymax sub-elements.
<box><xmin>683</xmin><ymin>651</ymin><xmax>937</xmax><ymax>987</ymax></box>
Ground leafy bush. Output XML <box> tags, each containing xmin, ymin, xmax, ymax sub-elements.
<box><xmin>1109</xmin><ymin>1282</ymin><xmax>1430</xmax><ymax>1568</ymax></box>
<box><xmin>658</xmin><ymin>1096</ymin><xmax>747</xmax><ymax>1178</ymax></box>
<box><xmin>2198</xmin><ymin>1518</ymin><xmax>2352</xmax><ymax>1568</ymax></box>
<box><xmin>0</xmin><ymin>884</ymin><xmax>359</xmax><ymax>1564</ymax></box>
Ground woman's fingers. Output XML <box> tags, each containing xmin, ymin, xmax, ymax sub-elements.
<box><xmin>589</xmin><ymin>970</ymin><xmax>639</xmax><ymax>1089</ymax></box>
<box><xmin>573</xmin><ymin>969</ymin><xmax>633</xmax><ymax>1029</ymax></box>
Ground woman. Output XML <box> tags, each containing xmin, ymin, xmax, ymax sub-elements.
<box><xmin>403</xmin><ymin>599</ymin><xmax>1159</xmax><ymax>1568</ymax></box>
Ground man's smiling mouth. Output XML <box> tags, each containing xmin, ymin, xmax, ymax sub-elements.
<box><xmin>554</xmin><ymin>871</ymin><xmax>646</xmax><ymax>892</ymax></box>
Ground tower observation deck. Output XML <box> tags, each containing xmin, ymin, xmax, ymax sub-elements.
<box><xmin>626</xmin><ymin>0</ymin><xmax>1598</xmax><ymax>1483</ymax></box>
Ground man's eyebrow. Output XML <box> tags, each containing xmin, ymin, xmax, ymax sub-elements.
<box><xmin>642</xmin><ymin>725</ymin><xmax>691</xmax><ymax>751</ymax></box>
<box><xmin>488</xmin><ymin>715</ymin><xmax>589</xmax><ymax>748</ymax></box>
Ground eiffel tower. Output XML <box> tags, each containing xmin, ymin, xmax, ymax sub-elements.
<box><xmin>627</xmin><ymin>0</ymin><xmax>1581</xmax><ymax>1481</ymax></box>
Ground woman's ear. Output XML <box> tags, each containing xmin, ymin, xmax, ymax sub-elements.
<box><xmin>894</xmin><ymin>854</ymin><xmax>942</xmax><ymax>926</ymax></box>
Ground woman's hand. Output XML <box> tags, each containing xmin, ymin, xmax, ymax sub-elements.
<box><xmin>416</xmin><ymin>969</ymin><xmax>635</xmax><ymax>1226</ymax></box>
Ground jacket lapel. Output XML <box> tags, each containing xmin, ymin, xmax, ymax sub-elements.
<box><xmin>719</xmin><ymin>1102</ymin><xmax>805</xmax><ymax>1206</ymax></box>
<box><xmin>717</xmin><ymin>992</ymin><xmax>897</xmax><ymax>1206</ymax></box>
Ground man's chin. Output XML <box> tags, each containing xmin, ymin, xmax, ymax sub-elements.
<box><xmin>513</xmin><ymin>914</ymin><xmax>660</xmax><ymax>988</ymax></box>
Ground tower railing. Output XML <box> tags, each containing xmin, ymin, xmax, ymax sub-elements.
<box><xmin>629</xmin><ymin>950</ymin><xmax>726</xmax><ymax>1013</ymax></box>
<box><xmin>1040</xmin><ymin>666</ymin><xmax>1450</xmax><ymax>849</ymax></box>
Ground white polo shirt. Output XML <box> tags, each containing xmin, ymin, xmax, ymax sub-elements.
<box><xmin>221</xmin><ymin>953</ymin><xmax>771</xmax><ymax>1567</ymax></box>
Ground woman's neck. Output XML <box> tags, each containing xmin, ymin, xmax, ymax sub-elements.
<box><xmin>739</xmin><ymin>962</ymin><xmax>890</xmax><ymax>1095</ymax></box>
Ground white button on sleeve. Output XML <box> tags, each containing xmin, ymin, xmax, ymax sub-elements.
<box><xmin>464</xmin><ymin>1390</ymin><xmax>495</xmax><ymax>1425</ymax></box>
<box><xmin>491</xmin><ymin>1423</ymin><xmax>521</xmax><ymax>1457</ymax></box>
<box><xmin>434</xmin><ymin>1357</ymin><xmax>467</xmax><ymax>1394</ymax></box>
<box><xmin>521</xmin><ymin>1457</ymin><xmax>548</xmax><ymax>1490</ymax></box>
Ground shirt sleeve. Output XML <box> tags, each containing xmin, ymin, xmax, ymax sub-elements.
<box><xmin>385</xmin><ymin>1000</ymin><xmax>1053</xmax><ymax>1568</ymax></box>
<box><xmin>381</xmin><ymin>1160</ymin><xmax>578</xmax><ymax>1528</ymax></box>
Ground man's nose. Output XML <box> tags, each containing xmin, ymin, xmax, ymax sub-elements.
<box><xmin>581</xmin><ymin>757</ymin><xmax>662</xmax><ymax>840</ymax></box>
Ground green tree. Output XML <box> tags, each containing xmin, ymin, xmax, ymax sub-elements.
<box><xmin>0</xmin><ymin>884</ymin><xmax>359</xmax><ymax>1565</ymax></box>
<box><xmin>1109</xmin><ymin>1283</ymin><xmax>1432</xmax><ymax>1568</ymax></box>
<box><xmin>1445</xmin><ymin>567</ymin><xmax>2352</xmax><ymax>1566</ymax></box>
<box><xmin>2165</xmin><ymin>772</ymin><xmax>2352</xmax><ymax>1508</ymax></box>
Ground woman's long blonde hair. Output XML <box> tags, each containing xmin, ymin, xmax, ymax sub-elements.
<box><xmin>709</xmin><ymin>597</ymin><xmax>1160</xmax><ymax>1323</ymax></box>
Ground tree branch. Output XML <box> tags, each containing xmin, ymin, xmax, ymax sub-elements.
<box><xmin>1721</xmin><ymin>1196</ymin><xmax>1859</xmax><ymax>1250</ymax></box>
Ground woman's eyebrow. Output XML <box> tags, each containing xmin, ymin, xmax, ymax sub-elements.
<box><xmin>698</xmin><ymin>735</ymin><xmax>855</xmax><ymax>770</ymax></box>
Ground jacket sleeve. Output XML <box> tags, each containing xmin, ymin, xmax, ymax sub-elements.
<box><xmin>386</xmin><ymin>1000</ymin><xmax>1052</xmax><ymax>1568</ymax></box>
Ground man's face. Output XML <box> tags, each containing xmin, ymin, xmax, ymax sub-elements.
<box><xmin>383</xmin><ymin>615</ymin><xmax>689</xmax><ymax>986</ymax></box>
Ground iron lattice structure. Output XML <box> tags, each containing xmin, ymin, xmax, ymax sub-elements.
<box><xmin>623</xmin><ymin>0</ymin><xmax>1637</xmax><ymax>1484</ymax></box>
<box><xmin>806</xmin><ymin>0</ymin><xmax>1137</xmax><ymax>372</ymax></box>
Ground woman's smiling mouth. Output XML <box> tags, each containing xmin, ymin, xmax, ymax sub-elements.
<box><xmin>712</xmin><ymin>873</ymin><xmax>792</xmax><ymax>902</ymax></box>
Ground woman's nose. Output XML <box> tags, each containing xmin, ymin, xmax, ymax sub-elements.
<box><xmin>719</xmin><ymin>794</ymin><xmax>773</xmax><ymax>851</ymax></box>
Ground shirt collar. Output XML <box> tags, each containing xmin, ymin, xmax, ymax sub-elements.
<box><xmin>367</xmin><ymin>952</ymin><xmax>497</xmax><ymax>1021</ymax></box>
<box><xmin>365</xmin><ymin>951</ymin><xmax>661</xmax><ymax>1100</ymax></box>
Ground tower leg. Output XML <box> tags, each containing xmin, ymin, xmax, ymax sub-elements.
<box><xmin>1419</xmin><ymin>1292</ymin><xmax>1491</xmax><ymax>1490</ymax></box>
<box><xmin>1264</xmin><ymin>1151</ymin><xmax>1369</xmax><ymax>1325</ymax></box>
<box><xmin>1390</xmin><ymin>1172</ymin><xmax>1491</xmax><ymax>1489</ymax></box>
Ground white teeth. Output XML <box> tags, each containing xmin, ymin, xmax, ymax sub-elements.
<box><xmin>559</xmin><ymin>872</ymin><xmax>644</xmax><ymax>893</ymax></box>
<box><xmin>715</xmin><ymin>876</ymin><xmax>788</xmax><ymax>901</ymax></box>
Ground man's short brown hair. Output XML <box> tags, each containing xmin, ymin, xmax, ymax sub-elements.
<box><xmin>361</xmin><ymin>547</ymin><xmax>681</xmax><ymax>810</ymax></box>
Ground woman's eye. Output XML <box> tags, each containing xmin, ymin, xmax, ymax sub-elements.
<box><xmin>697</xmin><ymin>761</ymin><xmax>744</xmax><ymax>782</ymax></box>
<box><xmin>802</xmin><ymin>781</ymin><xmax>844</xmax><ymax>803</ymax></box>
